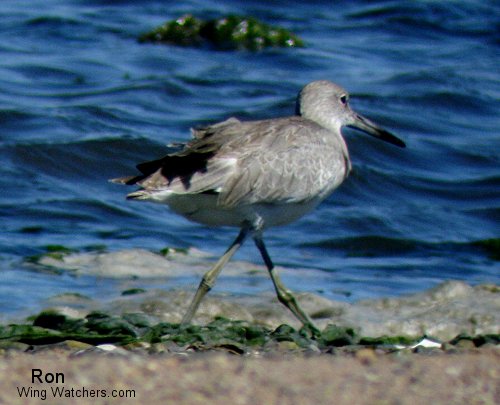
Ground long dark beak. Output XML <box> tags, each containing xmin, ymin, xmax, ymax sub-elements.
<box><xmin>349</xmin><ymin>113</ymin><xmax>406</xmax><ymax>148</ymax></box>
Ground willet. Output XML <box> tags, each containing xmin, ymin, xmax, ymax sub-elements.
<box><xmin>113</xmin><ymin>80</ymin><xmax>405</xmax><ymax>333</ymax></box>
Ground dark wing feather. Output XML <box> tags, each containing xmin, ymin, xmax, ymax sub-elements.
<box><xmin>111</xmin><ymin>117</ymin><xmax>242</xmax><ymax>192</ymax></box>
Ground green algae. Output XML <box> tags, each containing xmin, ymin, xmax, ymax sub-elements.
<box><xmin>270</xmin><ymin>324</ymin><xmax>317</xmax><ymax>349</ymax></box>
<box><xmin>0</xmin><ymin>323</ymin><xmax>133</xmax><ymax>346</ymax></box>
<box><xmin>139</xmin><ymin>14</ymin><xmax>304</xmax><ymax>51</ymax></box>
<box><xmin>121</xmin><ymin>288</ymin><xmax>146</xmax><ymax>296</ymax></box>
<box><xmin>449</xmin><ymin>333</ymin><xmax>500</xmax><ymax>347</ymax></box>
<box><xmin>159</xmin><ymin>247</ymin><xmax>189</xmax><ymax>256</ymax></box>
<box><xmin>2</xmin><ymin>311</ymin><xmax>498</xmax><ymax>354</ymax></box>
<box><xmin>85</xmin><ymin>311</ymin><xmax>140</xmax><ymax>337</ymax></box>
<box><xmin>142</xmin><ymin>317</ymin><xmax>269</xmax><ymax>348</ymax></box>
<box><xmin>318</xmin><ymin>325</ymin><xmax>358</xmax><ymax>347</ymax></box>
<box><xmin>0</xmin><ymin>312</ymin><xmax>350</xmax><ymax>352</ymax></box>
<box><xmin>10</xmin><ymin>310</ymin><xmax>138</xmax><ymax>345</ymax></box>
<box><xmin>140</xmin><ymin>14</ymin><xmax>203</xmax><ymax>47</ymax></box>
<box><xmin>33</xmin><ymin>310</ymin><xmax>73</xmax><ymax>330</ymax></box>
<box><xmin>359</xmin><ymin>335</ymin><xmax>415</xmax><ymax>346</ymax></box>
<box><xmin>27</xmin><ymin>245</ymin><xmax>76</xmax><ymax>264</ymax></box>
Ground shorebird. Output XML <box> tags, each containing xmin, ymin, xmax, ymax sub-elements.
<box><xmin>113</xmin><ymin>80</ymin><xmax>405</xmax><ymax>333</ymax></box>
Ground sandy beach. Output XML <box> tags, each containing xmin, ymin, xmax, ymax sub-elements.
<box><xmin>1</xmin><ymin>346</ymin><xmax>498</xmax><ymax>405</ymax></box>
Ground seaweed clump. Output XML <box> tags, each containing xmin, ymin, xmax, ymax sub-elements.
<box><xmin>139</xmin><ymin>14</ymin><xmax>304</xmax><ymax>51</ymax></box>
<box><xmin>1</xmin><ymin>311</ymin><xmax>499</xmax><ymax>355</ymax></box>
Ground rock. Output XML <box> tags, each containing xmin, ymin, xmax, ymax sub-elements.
<box><xmin>340</xmin><ymin>281</ymin><xmax>500</xmax><ymax>340</ymax></box>
<box><xmin>138</xmin><ymin>14</ymin><xmax>304</xmax><ymax>50</ymax></box>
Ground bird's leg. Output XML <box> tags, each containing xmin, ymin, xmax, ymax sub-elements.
<box><xmin>181</xmin><ymin>226</ymin><xmax>250</xmax><ymax>325</ymax></box>
<box><xmin>253</xmin><ymin>235</ymin><xmax>320</xmax><ymax>336</ymax></box>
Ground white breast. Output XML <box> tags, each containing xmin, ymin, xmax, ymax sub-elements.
<box><xmin>151</xmin><ymin>191</ymin><xmax>324</xmax><ymax>229</ymax></box>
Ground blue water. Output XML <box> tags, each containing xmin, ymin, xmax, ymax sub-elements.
<box><xmin>0</xmin><ymin>1</ymin><xmax>499</xmax><ymax>319</ymax></box>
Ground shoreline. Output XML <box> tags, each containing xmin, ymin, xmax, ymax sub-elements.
<box><xmin>1</xmin><ymin>277</ymin><xmax>498</xmax><ymax>404</ymax></box>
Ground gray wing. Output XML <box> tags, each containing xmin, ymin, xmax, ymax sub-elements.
<box><xmin>118</xmin><ymin>116</ymin><xmax>349</xmax><ymax>206</ymax></box>
<box><xmin>218</xmin><ymin>119</ymin><xmax>350</xmax><ymax>207</ymax></box>
<box><xmin>121</xmin><ymin>117</ymin><xmax>244</xmax><ymax>195</ymax></box>
<box><xmin>190</xmin><ymin>117</ymin><xmax>241</xmax><ymax>140</ymax></box>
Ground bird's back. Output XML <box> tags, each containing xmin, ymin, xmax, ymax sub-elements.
<box><xmin>117</xmin><ymin>115</ymin><xmax>351</xmax><ymax>211</ymax></box>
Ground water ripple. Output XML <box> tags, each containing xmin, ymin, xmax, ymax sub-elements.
<box><xmin>0</xmin><ymin>0</ymin><xmax>498</xmax><ymax>317</ymax></box>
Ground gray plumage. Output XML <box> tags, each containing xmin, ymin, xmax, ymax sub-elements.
<box><xmin>112</xmin><ymin>80</ymin><xmax>405</xmax><ymax>332</ymax></box>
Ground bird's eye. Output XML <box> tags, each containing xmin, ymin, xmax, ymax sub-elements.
<box><xmin>339</xmin><ymin>94</ymin><xmax>348</xmax><ymax>105</ymax></box>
